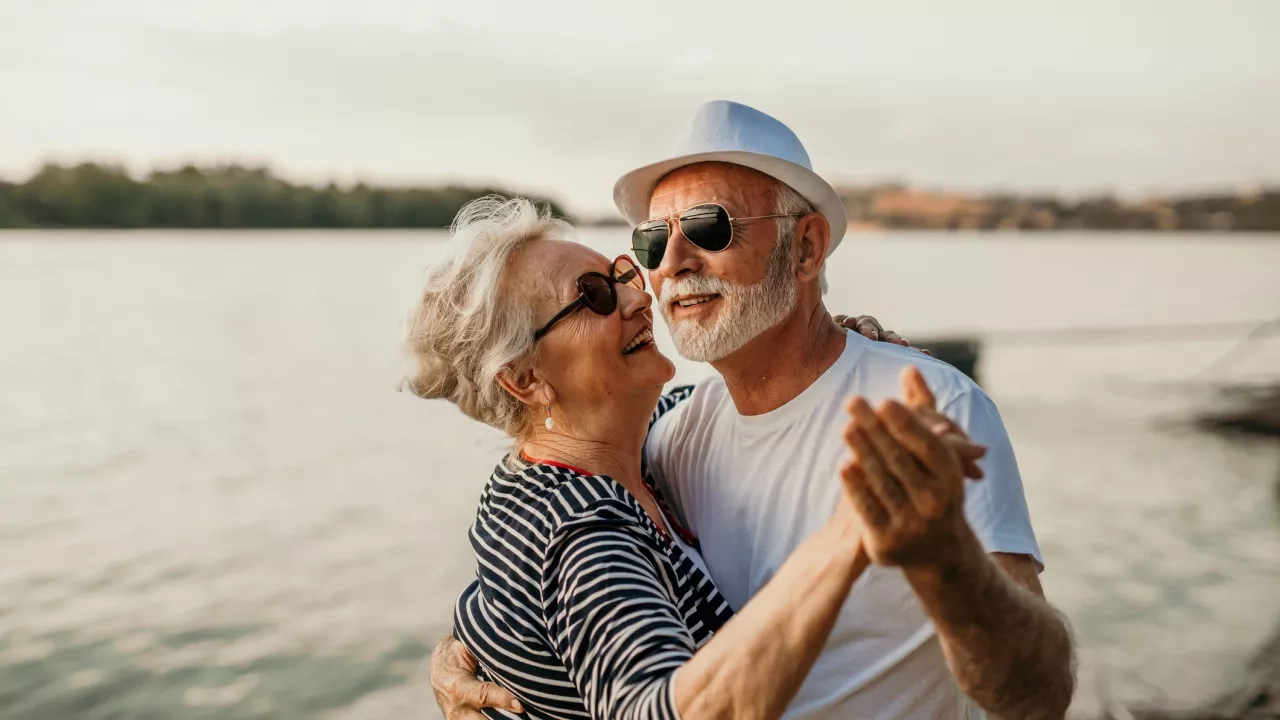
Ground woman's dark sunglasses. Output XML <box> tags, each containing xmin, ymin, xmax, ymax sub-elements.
<box><xmin>533</xmin><ymin>255</ymin><xmax>645</xmax><ymax>341</ymax></box>
<box><xmin>630</xmin><ymin>202</ymin><xmax>804</xmax><ymax>270</ymax></box>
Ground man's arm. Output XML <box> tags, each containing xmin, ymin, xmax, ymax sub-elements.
<box><xmin>841</xmin><ymin>367</ymin><xmax>1075</xmax><ymax>720</ymax></box>
<box><xmin>429</xmin><ymin>635</ymin><xmax>522</xmax><ymax>719</ymax></box>
<box><xmin>904</xmin><ymin>539</ymin><xmax>1074</xmax><ymax>719</ymax></box>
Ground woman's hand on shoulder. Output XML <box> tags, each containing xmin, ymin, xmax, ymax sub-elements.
<box><xmin>834</xmin><ymin>315</ymin><xmax>932</xmax><ymax>356</ymax></box>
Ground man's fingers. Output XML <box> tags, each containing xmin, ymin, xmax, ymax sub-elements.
<box><xmin>942</xmin><ymin>435</ymin><xmax>987</xmax><ymax>479</ymax></box>
<box><xmin>466</xmin><ymin>682</ymin><xmax>523</xmax><ymax>714</ymax></box>
<box><xmin>900</xmin><ymin>365</ymin><xmax>937</xmax><ymax>411</ymax></box>
<box><xmin>841</xmin><ymin>460</ymin><xmax>889</xmax><ymax>529</ymax></box>
<box><xmin>431</xmin><ymin>637</ymin><xmax>523</xmax><ymax>716</ymax></box>
<box><xmin>880</xmin><ymin>401</ymin><xmax>959</xmax><ymax>474</ymax></box>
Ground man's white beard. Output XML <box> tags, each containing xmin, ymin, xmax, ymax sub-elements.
<box><xmin>659</xmin><ymin>237</ymin><xmax>798</xmax><ymax>363</ymax></box>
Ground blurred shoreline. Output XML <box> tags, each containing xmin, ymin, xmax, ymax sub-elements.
<box><xmin>839</xmin><ymin>184</ymin><xmax>1280</xmax><ymax>232</ymax></box>
<box><xmin>0</xmin><ymin>163</ymin><xmax>568</xmax><ymax>230</ymax></box>
<box><xmin>4</xmin><ymin>163</ymin><xmax>1280</xmax><ymax>233</ymax></box>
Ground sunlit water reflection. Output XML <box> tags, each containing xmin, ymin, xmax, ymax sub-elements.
<box><xmin>2</xmin><ymin>230</ymin><xmax>1278</xmax><ymax>718</ymax></box>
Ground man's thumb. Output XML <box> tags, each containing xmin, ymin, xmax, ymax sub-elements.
<box><xmin>901</xmin><ymin>366</ymin><xmax>936</xmax><ymax>409</ymax></box>
<box><xmin>473</xmin><ymin>682</ymin><xmax>523</xmax><ymax>713</ymax></box>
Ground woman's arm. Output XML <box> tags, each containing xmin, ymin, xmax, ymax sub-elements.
<box><xmin>672</xmin><ymin>516</ymin><xmax>868</xmax><ymax>720</ymax></box>
<box><xmin>545</xmin><ymin>502</ymin><xmax>867</xmax><ymax>720</ymax></box>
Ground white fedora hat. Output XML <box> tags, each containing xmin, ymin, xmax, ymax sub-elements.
<box><xmin>613</xmin><ymin>100</ymin><xmax>847</xmax><ymax>255</ymax></box>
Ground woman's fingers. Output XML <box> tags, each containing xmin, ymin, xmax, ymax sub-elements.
<box><xmin>882</xmin><ymin>331</ymin><xmax>910</xmax><ymax>346</ymax></box>
<box><xmin>845</xmin><ymin>399</ymin><xmax>914</xmax><ymax>512</ymax></box>
<box><xmin>874</xmin><ymin>400</ymin><xmax>964</xmax><ymax>516</ymax></box>
<box><xmin>840</xmin><ymin>460</ymin><xmax>889</xmax><ymax>529</ymax></box>
<box><xmin>839</xmin><ymin>314</ymin><xmax>883</xmax><ymax>341</ymax></box>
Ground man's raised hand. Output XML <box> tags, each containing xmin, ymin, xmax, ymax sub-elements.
<box><xmin>839</xmin><ymin>367</ymin><xmax>985</xmax><ymax>567</ymax></box>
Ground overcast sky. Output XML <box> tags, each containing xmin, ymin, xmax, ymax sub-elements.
<box><xmin>2</xmin><ymin>0</ymin><xmax>1278</xmax><ymax>215</ymax></box>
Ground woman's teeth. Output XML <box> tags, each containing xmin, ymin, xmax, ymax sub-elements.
<box><xmin>677</xmin><ymin>295</ymin><xmax>716</xmax><ymax>308</ymax></box>
<box><xmin>622</xmin><ymin>328</ymin><xmax>653</xmax><ymax>354</ymax></box>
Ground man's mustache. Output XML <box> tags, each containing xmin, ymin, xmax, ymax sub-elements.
<box><xmin>659</xmin><ymin>274</ymin><xmax>736</xmax><ymax>305</ymax></box>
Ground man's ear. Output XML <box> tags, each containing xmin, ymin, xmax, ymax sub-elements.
<box><xmin>794</xmin><ymin>211</ymin><xmax>831</xmax><ymax>284</ymax></box>
<box><xmin>496</xmin><ymin>364</ymin><xmax>553</xmax><ymax>411</ymax></box>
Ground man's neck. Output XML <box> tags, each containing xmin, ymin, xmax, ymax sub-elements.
<box><xmin>711</xmin><ymin>297</ymin><xmax>847</xmax><ymax>416</ymax></box>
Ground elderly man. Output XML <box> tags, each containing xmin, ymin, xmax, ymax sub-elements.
<box><xmin>433</xmin><ymin>101</ymin><xmax>1075</xmax><ymax>719</ymax></box>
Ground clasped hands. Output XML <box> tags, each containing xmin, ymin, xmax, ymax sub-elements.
<box><xmin>839</xmin><ymin>367</ymin><xmax>986</xmax><ymax>569</ymax></box>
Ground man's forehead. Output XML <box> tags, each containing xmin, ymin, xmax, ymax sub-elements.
<box><xmin>649</xmin><ymin>180</ymin><xmax>736</xmax><ymax>213</ymax></box>
<box><xmin>647</xmin><ymin>163</ymin><xmax>775</xmax><ymax>218</ymax></box>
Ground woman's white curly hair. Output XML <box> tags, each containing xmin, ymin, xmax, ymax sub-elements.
<box><xmin>403</xmin><ymin>195</ymin><xmax>572</xmax><ymax>437</ymax></box>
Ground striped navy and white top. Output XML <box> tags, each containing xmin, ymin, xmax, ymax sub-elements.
<box><xmin>453</xmin><ymin>391</ymin><xmax>733</xmax><ymax>720</ymax></box>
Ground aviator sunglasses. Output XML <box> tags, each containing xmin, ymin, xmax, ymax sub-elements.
<box><xmin>533</xmin><ymin>255</ymin><xmax>645</xmax><ymax>340</ymax></box>
<box><xmin>630</xmin><ymin>203</ymin><xmax>805</xmax><ymax>270</ymax></box>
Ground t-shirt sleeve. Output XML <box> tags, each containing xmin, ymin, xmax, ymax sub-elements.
<box><xmin>542</xmin><ymin>515</ymin><xmax>694</xmax><ymax>720</ymax></box>
<box><xmin>942</xmin><ymin>388</ymin><xmax>1044</xmax><ymax>570</ymax></box>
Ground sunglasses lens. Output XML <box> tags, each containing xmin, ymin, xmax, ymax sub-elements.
<box><xmin>632</xmin><ymin>221</ymin><xmax>668</xmax><ymax>270</ymax></box>
<box><xmin>578</xmin><ymin>274</ymin><xmax>616</xmax><ymax>315</ymax></box>
<box><xmin>680</xmin><ymin>204</ymin><xmax>732</xmax><ymax>252</ymax></box>
<box><xmin>613</xmin><ymin>256</ymin><xmax>644</xmax><ymax>291</ymax></box>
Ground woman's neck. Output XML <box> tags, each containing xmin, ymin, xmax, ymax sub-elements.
<box><xmin>521</xmin><ymin>433</ymin><xmax>643</xmax><ymax>488</ymax></box>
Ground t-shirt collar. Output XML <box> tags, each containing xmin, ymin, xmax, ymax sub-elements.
<box><xmin>733</xmin><ymin>329</ymin><xmax>865</xmax><ymax>433</ymax></box>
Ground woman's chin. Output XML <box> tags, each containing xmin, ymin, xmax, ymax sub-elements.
<box><xmin>622</xmin><ymin>343</ymin><xmax>676</xmax><ymax>385</ymax></box>
<box><xmin>657</xmin><ymin>355</ymin><xmax>676</xmax><ymax>383</ymax></box>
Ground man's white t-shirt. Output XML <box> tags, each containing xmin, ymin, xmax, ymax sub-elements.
<box><xmin>644</xmin><ymin>331</ymin><xmax>1042</xmax><ymax>720</ymax></box>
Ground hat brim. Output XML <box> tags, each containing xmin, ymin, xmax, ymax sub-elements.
<box><xmin>612</xmin><ymin>150</ymin><xmax>848</xmax><ymax>255</ymax></box>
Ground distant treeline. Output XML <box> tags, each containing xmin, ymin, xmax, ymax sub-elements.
<box><xmin>0</xmin><ymin>163</ymin><xmax>570</xmax><ymax>228</ymax></box>
<box><xmin>841</xmin><ymin>184</ymin><xmax>1280</xmax><ymax>232</ymax></box>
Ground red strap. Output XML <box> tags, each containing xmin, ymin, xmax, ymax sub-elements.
<box><xmin>520</xmin><ymin>452</ymin><xmax>592</xmax><ymax>476</ymax></box>
<box><xmin>519</xmin><ymin>452</ymin><xmax>698</xmax><ymax>544</ymax></box>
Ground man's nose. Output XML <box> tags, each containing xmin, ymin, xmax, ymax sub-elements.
<box><xmin>656</xmin><ymin>219</ymin><xmax>704</xmax><ymax>282</ymax></box>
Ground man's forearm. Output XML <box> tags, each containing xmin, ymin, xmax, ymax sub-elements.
<box><xmin>904</xmin><ymin>528</ymin><xmax>1074</xmax><ymax>719</ymax></box>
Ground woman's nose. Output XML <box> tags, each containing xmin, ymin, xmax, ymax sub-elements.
<box><xmin>617</xmin><ymin>282</ymin><xmax>652</xmax><ymax>318</ymax></box>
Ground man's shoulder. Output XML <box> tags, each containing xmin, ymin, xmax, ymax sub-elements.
<box><xmin>844</xmin><ymin>335</ymin><xmax>986</xmax><ymax>410</ymax></box>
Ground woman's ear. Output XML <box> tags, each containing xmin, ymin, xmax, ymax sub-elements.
<box><xmin>496</xmin><ymin>365</ymin><xmax>553</xmax><ymax>411</ymax></box>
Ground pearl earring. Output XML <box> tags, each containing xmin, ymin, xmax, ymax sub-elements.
<box><xmin>544</xmin><ymin>404</ymin><xmax>554</xmax><ymax>430</ymax></box>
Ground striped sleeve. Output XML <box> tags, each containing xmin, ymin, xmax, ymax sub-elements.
<box><xmin>541</xmin><ymin>509</ymin><xmax>694</xmax><ymax>720</ymax></box>
<box><xmin>647</xmin><ymin>385</ymin><xmax>695</xmax><ymax>433</ymax></box>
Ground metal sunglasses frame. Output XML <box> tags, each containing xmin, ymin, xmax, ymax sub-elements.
<box><xmin>631</xmin><ymin>202</ymin><xmax>805</xmax><ymax>264</ymax></box>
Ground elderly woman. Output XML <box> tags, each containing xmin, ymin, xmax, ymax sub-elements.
<box><xmin>406</xmin><ymin>196</ymin><xmax>900</xmax><ymax>720</ymax></box>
